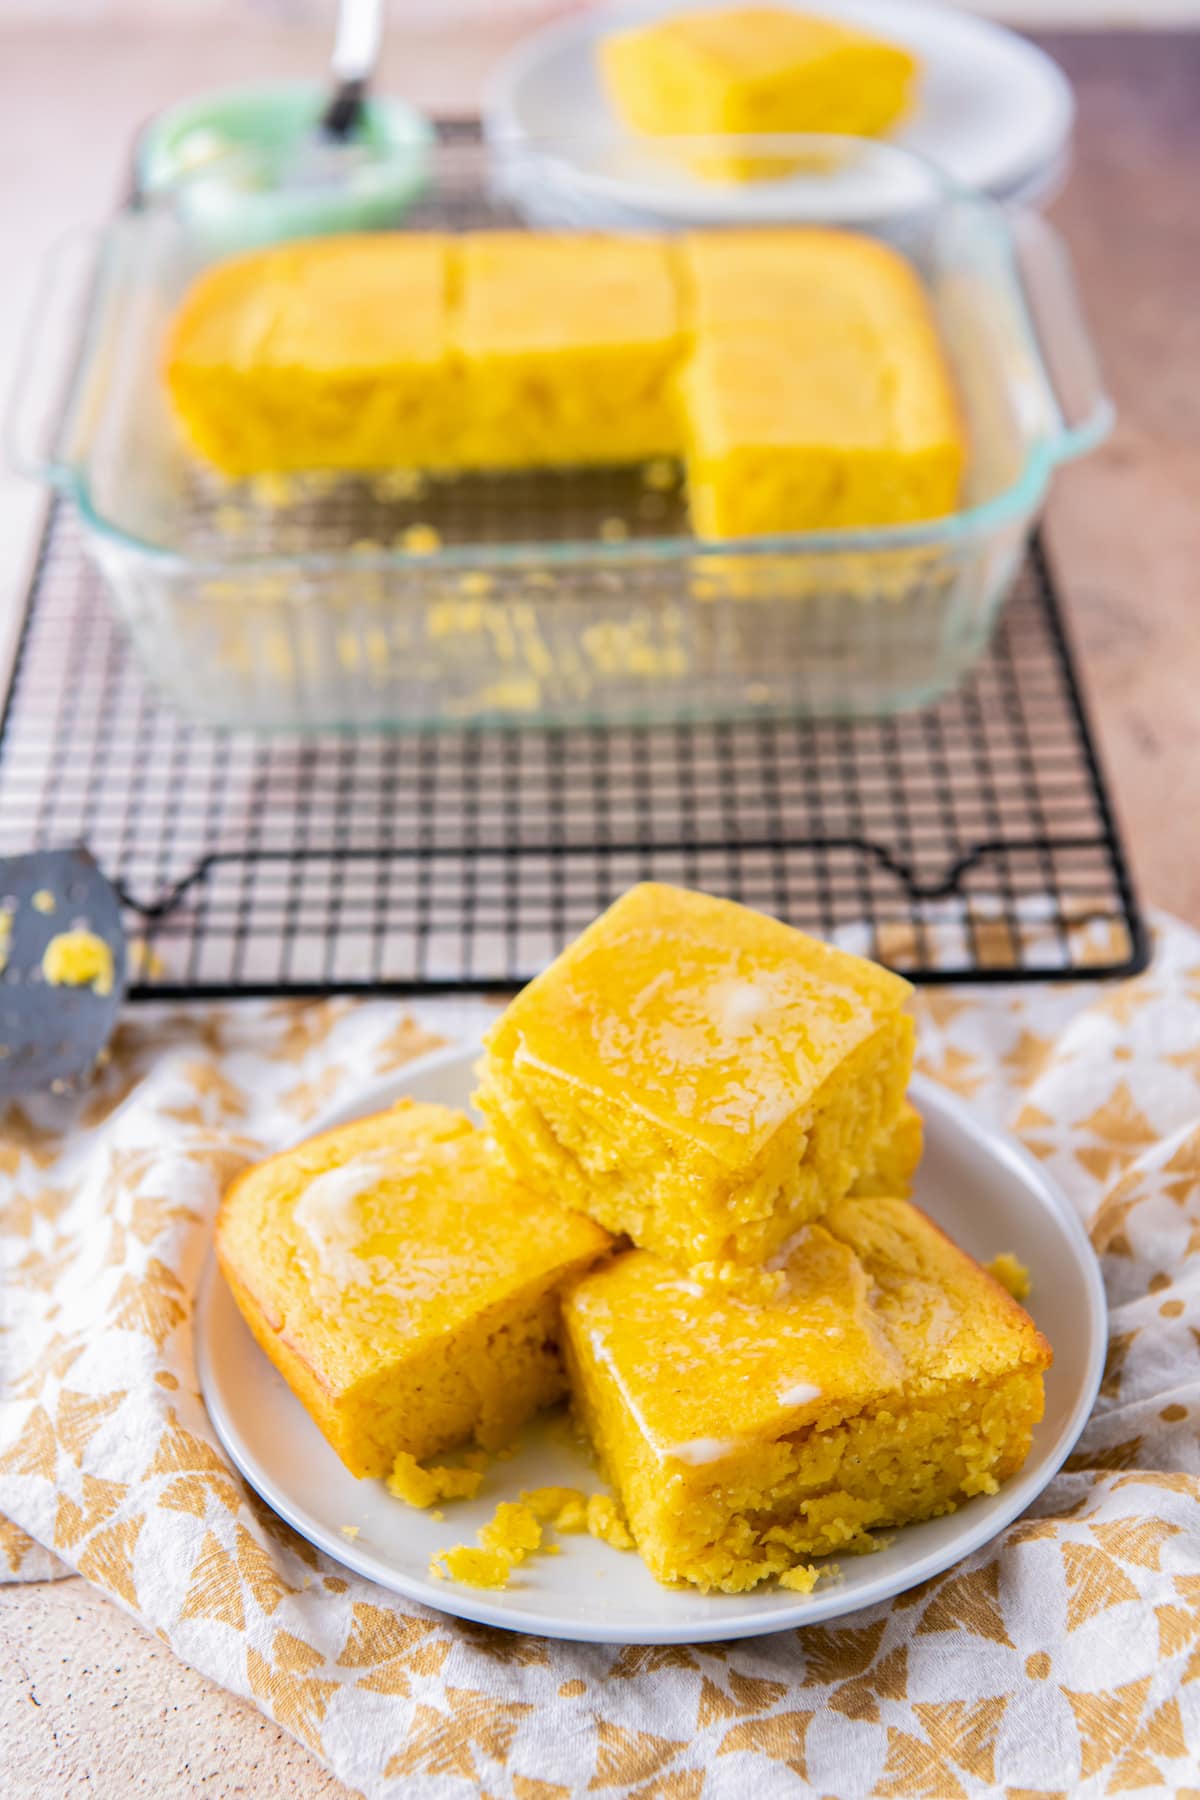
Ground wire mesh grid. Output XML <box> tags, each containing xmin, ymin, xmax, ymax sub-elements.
<box><xmin>0</xmin><ymin>502</ymin><xmax>1146</xmax><ymax>996</ymax></box>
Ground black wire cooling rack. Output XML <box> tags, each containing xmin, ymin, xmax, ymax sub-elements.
<box><xmin>0</xmin><ymin>499</ymin><xmax>1146</xmax><ymax>997</ymax></box>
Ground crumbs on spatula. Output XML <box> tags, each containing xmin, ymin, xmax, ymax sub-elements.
<box><xmin>986</xmin><ymin>1252</ymin><xmax>1032</xmax><ymax>1302</ymax></box>
<box><xmin>42</xmin><ymin>930</ymin><xmax>114</xmax><ymax>996</ymax></box>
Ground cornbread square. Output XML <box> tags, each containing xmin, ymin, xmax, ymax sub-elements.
<box><xmin>600</xmin><ymin>7</ymin><xmax>916</xmax><ymax>181</ymax></box>
<box><xmin>164</xmin><ymin>234</ymin><xmax>457</xmax><ymax>475</ymax></box>
<box><xmin>453</xmin><ymin>233</ymin><xmax>684</xmax><ymax>468</ymax></box>
<box><xmin>564</xmin><ymin>1195</ymin><xmax>1051</xmax><ymax>1591</ymax></box>
<box><xmin>681</xmin><ymin>230</ymin><xmax>964</xmax><ymax>536</ymax></box>
<box><xmin>216</xmin><ymin>1099</ymin><xmax>609</xmax><ymax>1478</ymax></box>
<box><xmin>475</xmin><ymin>883</ymin><xmax>914</xmax><ymax>1277</ymax></box>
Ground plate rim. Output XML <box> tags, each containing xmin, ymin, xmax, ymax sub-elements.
<box><xmin>197</xmin><ymin>1044</ymin><xmax>1106</xmax><ymax>1645</ymax></box>
<box><xmin>481</xmin><ymin>0</ymin><xmax>1076</xmax><ymax>211</ymax></box>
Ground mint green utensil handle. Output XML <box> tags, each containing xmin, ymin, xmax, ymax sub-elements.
<box><xmin>1008</xmin><ymin>206</ymin><xmax>1115</xmax><ymax>464</ymax></box>
<box><xmin>5</xmin><ymin>226</ymin><xmax>102</xmax><ymax>491</ymax></box>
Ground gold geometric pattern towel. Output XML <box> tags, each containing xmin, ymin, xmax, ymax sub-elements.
<box><xmin>3</xmin><ymin>923</ymin><xmax>1200</xmax><ymax>1798</ymax></box>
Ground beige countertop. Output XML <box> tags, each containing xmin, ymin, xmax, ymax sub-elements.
<box><xmin>2</xmin><ymin>22</ymin><xmax>1199</xmax><ymax>1800</ymax></box>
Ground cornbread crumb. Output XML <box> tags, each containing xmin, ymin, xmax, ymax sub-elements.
<box><xmin>779</xmin><ymin>1563</ymin><xmax>820</xmax><ymax>1594</ymax></box>
<box><xmin>42</xmin><ymin>930</ymin><xmax>114</xmax><ymax>996</ymax></box>
<box><xmin>478</xmin><ymin>1501</ymin><xmax>542</xmax><ymax>1563</ymax></box>
<box><xmin>250</xmin><ymin>472</ymin><xmax>297</xmax><ymax>509</ymax></box>
<box><xmin>642</xmin><ymin>457</ymin><xmax>678</xmax><ymax>491</ymax></box>
<box><xmin>430</xmin><ymin>1510</ymin><xmax>444</xmax><ymax>1522</ymax></box>
<box><xmin>458</xmin><ymin>571</ymin><xmax>494</xmax><ymax>597</ymax></box>
<box><xmin>386</xmin><ymin>1450</ymin><xmax>485</xmax><ymax>1509</ymax></box>
<box><xmin>402</xmin><ymin>523</ymin><xmax>442</xmax><ymax>556</ymax></box>
<box><xmin>0</xmin><ymin>908</ymin><xmax>13</xmax><ymax>975</ymax></box>
<box><xmin>463</xmin><ymin>1449</ymin><xmax>490</xmax><ymax>1474</ymax></box>
<box><xmin>599</xmin><ymin>516</ymin><xmax>630</xmax><ymax>542</ymax></box>
<box><xmin>31</xmin><ymin>889</ymin><xmax>56</xmax><ymax>915</ymax></box>
<box><xmin>372</xmin><ymin>468</ymin><xmax>427</xmax><ymax>503</ymax></box>
<box><xmin>987</xmin><ymin>1253</ymin><xmax>1032</xmax><ymax>1302</ymax></box>
<box><xmin>340</xmin><ymin>1525</ymin><xmax>360</xmax><ymax>1539</ymax></box>
<box><xmin>520</xmin><ymin>1486</ymin><xmax>588</xmax><ymax>1530</ymax></box>
<box><xmin>586</xmin><ymin>1495</ymin><xmax>634</xmax><ymax>1551</ymax></box>
<box><xmin>431</xmin><ymin>1546</ymin><xmax>512</xmax><ymax>1589</ymax></box>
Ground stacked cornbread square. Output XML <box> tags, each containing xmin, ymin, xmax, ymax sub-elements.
<box><xmin>476</xmin><ymin>884</ymin><xmax>1049</xmax><ymax>1591</ymax></box>
<box><xmin>164</xmin><ymin>226</ymin><xmax>964</xmax><ymax>536</ymax></box>
<box><xmin>475</xmin><ymin>883</ymin><xmax>914</xmax><ymax>1281</ymax></box>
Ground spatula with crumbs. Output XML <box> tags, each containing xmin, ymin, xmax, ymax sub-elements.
<box><xmin>0</xmin><ymin>847</ymin><xmax>126</xmax><ymax>1099</ymax></box>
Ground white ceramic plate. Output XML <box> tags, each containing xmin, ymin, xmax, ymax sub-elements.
<box><xmin>483</xmin><ymin>0</ymin><xmax>1075</xmax><ymax>226</ymax></box>
<box><xmin>198</xmin><ymin>1044</ymin><xmax>1105</xmax><ymax>1645</ymax></box>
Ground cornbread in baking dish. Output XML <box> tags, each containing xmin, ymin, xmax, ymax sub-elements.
<box><xmin>475</xmin><ymin>883</ymin><xmax>914</xmax><ymax>1279</ymax></box>
<box><xmin>563</xmin><ymin>1195</ymin><xmax>1051</xmax><ymax>1591</ymax></box>
<box><xmin>215</xmin><ymin>1099</ymin><xmax>609</xmax><ymax>1478</ymax></box>
<box><xmin>453</xmin><ymin>232</ymin><xmax>685</xmax><ymax>469</ymax></box>
<box><xmin>165</xmin><ymin>234</ymin><xmax>456</xmax><ymax>477</ymax></box>
<box><xmin>681</xmin><ymin>229</ymin><xmax>964</xmax><ymax>536</ymax></box>
<box><xmin>599</xmin><ymin>7</ymin><xmax>917</xmax><ymax>180</ymax></box>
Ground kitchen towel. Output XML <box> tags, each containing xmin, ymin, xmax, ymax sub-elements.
<box><xmin>3</xmin><ymin>918</ymin><xmax>1200</xmax><ymax>1797</ymax></box>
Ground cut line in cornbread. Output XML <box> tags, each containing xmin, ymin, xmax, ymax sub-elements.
<box><xmin>599</xmin><ymin>7</ymin><xmax>917</xmax><ymax>181</ymax></box>
<box><xmin>216</xmin><ymin>1099</ymin><xmax>610</xmax><ymax>1478</ymax></box>
<box><xmin>475</xmin><ymin>883</ymin><xmax>914</xmax><ymax>1280</ymax></box>
<box><xmin>563</xmin><ymin>1195</ymin><xmax>1051</xmax><ymax>1591</ymax></box>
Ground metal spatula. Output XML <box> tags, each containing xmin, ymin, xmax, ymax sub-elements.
<box><xmin>0</xmin><ymin>847</ymin><xmax>127</xmax><ymax>1100</ymax></box>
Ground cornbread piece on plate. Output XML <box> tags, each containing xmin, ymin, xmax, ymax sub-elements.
<box><xmin>599</xmin><ymin>6</ymin><xmax>917</xmax><ymax>181</ymax></box>
<box><xmin>453</xmin><ymin>233</ymin><xmax>684</xmax><ymax>468</ymax></box>
<box><xmin>216</xmin><ymin>1100</ymin><xmax>609</xmax><ymax>1478</ymax></box>
<box><xmin>681</xmin><ymin>230</ymin><xmax>964</xmax><ymax>536</ymax></box>
<box><xmin>564</xmin><ymin>1195</ymin><xmax>1051</xmax><ymax>1591</ymax></box>
<box><xmin>164</xmin><ymin>234</ymin><xmax>456</xmax><ymax>476</ymax></box>
<box><xmin>476</xmin><ymin>883</ymin><xmax>913</xmax><ymax>1277</ymax></box>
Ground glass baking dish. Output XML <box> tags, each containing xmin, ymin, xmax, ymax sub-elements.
<box><xmin>9</xmin><ymin>135</ymin><xmax>1111</xmax><ymax>732</ymax></box>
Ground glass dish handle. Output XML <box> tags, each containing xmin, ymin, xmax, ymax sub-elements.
<box><xmin>5</xmin><ymin>227</ymin><xmax>102</xmax><ymax>490</ymax></box>
<box><xmin>1008</xmin><ymin>206</ymin><xmax>1115</xmax><ymax>464</ymax></box>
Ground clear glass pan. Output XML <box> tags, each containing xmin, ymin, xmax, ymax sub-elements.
<box><xmin>8</xmin><ymin>135</ymin><xmax>1112</xmax><ymax>732</ymax></box>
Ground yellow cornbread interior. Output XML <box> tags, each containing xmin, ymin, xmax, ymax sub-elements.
<box><xmin>681</xmin><ymin>229</ymin><xmax>965</xmax><ymax>536</ymax></box>
<box><xmin>599</xmin><ymin>7</ymin><xmax>916</xmax><ymax>179</ymax></box>
<box><xmin>852</xmin><ymin>1098</ymin><xmax>922</xmax><ymax>1197</ymax></box>
<box><xmin>475</xmin><ymin>883</ymin><xmax>913</xmax><ymax>1279</ymax></box>
<box><xmin>563</xmin><ymin>1195</ymin><xmax>1051</xmax><ymax>1592</ymax></box>
<box><xmin>453</xmin><ymin>233</ymin><xmax>684</xmax><ymax>469</ymax></box>
<box><xmin>164</xmin><ymin>227</ymin><xmax>965</xmax><ymax>537</ymax></box>
<box><xmin>216</xmin><ymin>1099</ymin><xmax>610</xmax><ymax>1478</ymax></box>
<box><xmin>165</xmin><ymin>235</ymin><xmax>455</xmax><ymax>477</ymax></box>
